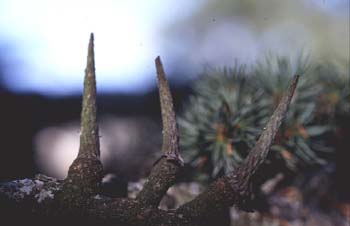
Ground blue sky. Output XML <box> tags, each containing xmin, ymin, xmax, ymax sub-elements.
<box><xmin>0</xmin><ymin>0</ymin><xmax>204</xmax><ymax>95</ymax></box>
<box><xmin>0</xmin><ymin>0</ymin><xmax>348</xmax><ymax>96</ymax></box>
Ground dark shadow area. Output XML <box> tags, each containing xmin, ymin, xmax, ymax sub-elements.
<box><xmin>0</xmin><ymin>84</ymin><xmax>191</xmax><ymax>181</ymax></box>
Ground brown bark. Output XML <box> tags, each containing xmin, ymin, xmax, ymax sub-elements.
<box><xmin>0</xmin><ymin>34</ymin><xmax>299</xmax><ymax>226</ymax></box>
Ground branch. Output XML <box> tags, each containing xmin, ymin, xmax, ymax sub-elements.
<box><xmin>136</xmin><ymin>57</ymin><xmax>184</xmax><ymax>207</ymax></box>
<box><xmin>0</xmin><ymin>33</ymin><xmax>301</xmax><ymax>225</ymax></box>
<box><xmin>176</xmin><ymin>75</ymin><xmax>300</xmax><ymax>220</ymax></box>
<box><xmin>62</xmin><ymin>33</ymin><xmax>103</xmax><ymax>200</ymax></box>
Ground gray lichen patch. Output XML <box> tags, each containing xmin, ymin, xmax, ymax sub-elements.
<box><xmin>0</xmin><ymin>174</ymin><xmax>61</xmax><ymax>203</ymax></box>
<box><xmin>18</xmin><ymin>179</ymin><xmax>36</xmax><ymax>195</ymax></box>
<box><xmin>94</xmin><ymin>194</ymin><xmax>102</xmax><ymax>200</ymax></box>
<box><xmin>35</xmin><ymin>190</ymin><xmax>54</xmax><ymax>203</ymax></box>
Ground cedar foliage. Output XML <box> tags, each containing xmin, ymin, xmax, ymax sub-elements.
<box><xmin>179</xmin><ymin>56</ymin><xmax>349</xmax><ymax>179</ymax></box>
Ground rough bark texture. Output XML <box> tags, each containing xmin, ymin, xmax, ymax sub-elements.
<box><xmin>58</xmin><ymin>33</ymin><xmax>103</xmax><ymax>211</ymax></box>
<box><xmin>0</xmin><ymin>34</ymin><xmax>299</xmax><ymax>226</ymax></box>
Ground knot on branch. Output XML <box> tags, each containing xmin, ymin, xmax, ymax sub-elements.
<box><xmin>63</xmin><ymin>157</ymin><xmax>103</xmax><ymax>199</ymax></box>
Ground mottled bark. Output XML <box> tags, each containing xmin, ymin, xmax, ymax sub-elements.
<box><xmin>0</xmin><ymin>35</ymin><xmax>299</xmax><ymax>226</ymax></box>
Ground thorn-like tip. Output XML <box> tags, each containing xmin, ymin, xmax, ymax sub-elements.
<box><xmin>155</xmin><ymin>57</ymin><xmax>162</xmax><ymax>76</ymax></box>
<box><xmin>155</xmin><ymin>56</ymin><xmax>161</xmax><ymax>63</ymax></box>
<box><xmin>155</xmin><ymin>56</ymin><xmax>165</xmax><ymax>84</ymax></box>
<box><xmin>289</xmin><ymin>75</ymin><xmax>300</xmax><ymax>93</ymax></box>
<box><xmin>88</xmin><ymin>33</ymin><xmax>94</xmax><ymax>52</ymax></box>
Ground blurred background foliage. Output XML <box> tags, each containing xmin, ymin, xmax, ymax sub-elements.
<box><xmin>177</xmin><ymin>56</ymin><xmax>349</xmax><ymax>226</ymax></box>
<box><xmin>164</xmin><ymin>0</ymin><xmax>349</xmax><ymax>76</ymax></box>
<box><xmin>180</xmin><ymin>57</ymin><xmax>349</xmax><ymax>181</ymax></box>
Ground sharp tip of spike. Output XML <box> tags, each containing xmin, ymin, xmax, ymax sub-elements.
<box><xmin>155</xmin><ymin>56</ymin><xmax>162</xmax><ymax>66</ymax></box>
<box><xmin>291</xmin><ymin>75</ymin><xmax>300</xmax><ymax>87</ymax></box>
<box><xmin>88</xmin><ymin>33</ymin><xmax>94</xmax><ymax>52</ymax></box>
<box><xmin>86</xmin><ymin>33</ymin><xmax>95</xmax><ymax>71</ymax></box>
<box><xmin>155</xmin><ymin>56</ymin><xmax>164</xmax><ymax>82</ymax></box>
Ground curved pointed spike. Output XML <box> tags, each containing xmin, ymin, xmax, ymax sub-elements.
<box><xmin>236</xmin><ymin>75</ymin><xmax>299</xmax><ymax>179</ymax></box>
<box><xmin>78</xmin><ymin>33</ymin><xmax>100</xmax><ymax>158</ymax></box>
<box><xmin>155</xmin><ymin>56</ymin><xmax>183</xmax><ymax>165</ymax></box>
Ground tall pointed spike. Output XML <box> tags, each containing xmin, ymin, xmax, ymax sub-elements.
<box><xmin>155</xmin><ymin>56</ymin><xmax>183</xmax><ymax>165</ymax></box>
<box><xmin>78</xmin><ymin>33</ymin><xmax>100</xmax><ymax>158</ymax></box>
<box><xmin>237</xmin><ymin>75</ymin><xmax>300</xmax><ymax>179</ymax></box>
<box><xmin>62</xmin><ymin>33</ymin><xmax>103</xmax><ymax>199</ymax></box>
<box><xmin>224</xmin><ymin>75</ymin><xmax>299</xmax><ymax>211</ymax></box>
